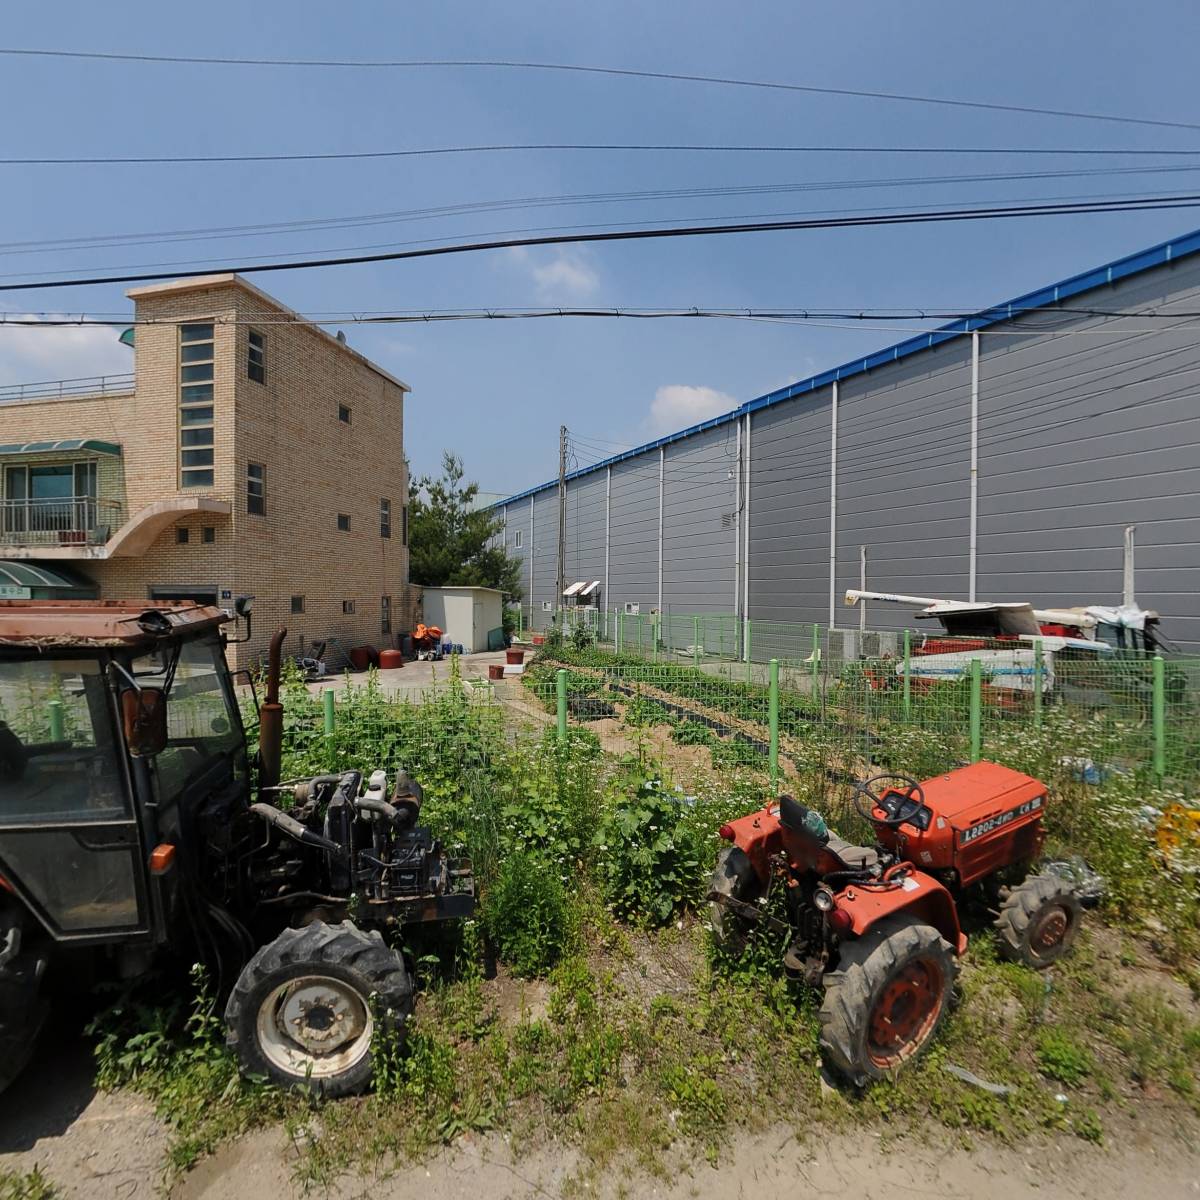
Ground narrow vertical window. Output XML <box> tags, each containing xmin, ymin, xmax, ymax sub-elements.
<box><xmin>179</xmin><ymin>322</ymin><xmax>215</xmax><ymax>487</ymax></box>
<box><xmin>380</xmin><ymin>498</ymin><xmax>391</xmax><ymax>538</ymax></box>
<box><xmin>248</xmin><ymin>329</ymin><xmax>266</xmax><ymax>383</ymax></box>
<box><xmin>381</xmin><ymin>595</ymin><xmax>391</xmax><ymax>634</ymax></box>
<box><xmin>247</xmin><ymin>462</ymin><xmax>265</xmax><ymax>515</ymax></box>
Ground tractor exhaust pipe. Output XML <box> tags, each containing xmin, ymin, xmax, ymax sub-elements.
<box><xmin>258</xmin><ymin>627</ymin><xmax>287</xmax><ymax>800</ymax></box>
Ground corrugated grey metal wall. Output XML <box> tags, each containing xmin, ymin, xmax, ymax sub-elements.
<box><xmin>749</xmin><ymin>393</ymin><xmax>831</xmax><ymax>628</ymax></box>
<box><xmin>607</xmin><ymin>454</ymin><xmax>660</xmax><ymax>613</ymax></box>
<box><xmin>565</xmin><ymin>471</ymin><xmax>606</xmax><ymax>591</ymax></box>
<box><xmin>500</xmin><ymin>250</ymin><xmax>1200</xmax><ymax>650</ymax></box>
<box><xmin>663</xmin><ymin>423</ymin><xmax>739</xmax><ymax>613</ymax></box>
<box><xmin>977</xmin><ymin>256</ymin><xmax>1200</xmax><ymax>649</ymax></box>
<box><xmin>530</xmin><ymin>488</ymin><xmax>558</xmax><ymax>628</ymax></box>
<box><xmin>836</xmin><ymin>343</ymin><xmax>973</xmax><ymax>633</ymax></box>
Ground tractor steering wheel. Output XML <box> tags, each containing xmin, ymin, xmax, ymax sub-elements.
<box><xmin>852</xmin><ymin>773</ymin><xmax>928</xmax><ymax>829</ymax></box>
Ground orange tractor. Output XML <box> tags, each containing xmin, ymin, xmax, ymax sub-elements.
<box><xmin>709</xmin><ymin>762</ymin><xmax>1083</xmax><ymax>1084</ymax></box>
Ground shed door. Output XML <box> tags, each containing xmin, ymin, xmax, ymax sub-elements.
<box><xmin>473</xmin><ymin>598</ymin><xmax>484</xmax><ymax>652</ymax></box>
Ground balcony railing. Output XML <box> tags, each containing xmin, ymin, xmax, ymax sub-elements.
<box><xmin>0</xmin><ymin>373</ymin><xmax>135</xmax><ymax>405</ymax></box>
<box><xmin>0</xmin><ymin>496</ymin><xmax>126</xmax><ymax>546</ymax></box>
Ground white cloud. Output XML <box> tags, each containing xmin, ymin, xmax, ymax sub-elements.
<box><xmin>646</xmin><ymin>384</ymin><xmax>739</xmax><ymax>437</ymax></box>
<box><xmin>0</xmin><ymin>314</ymin><xmax>134</xmax><ymax>385</ymax></box>
<box><xmin>506</xmin><ymin>247</ymin><xmax>600</xmax><ymax>302</ymax></box>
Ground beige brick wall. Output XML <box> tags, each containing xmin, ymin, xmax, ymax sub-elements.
<box><xmin>0</xmin><ymin>275</ymin><xmax>414</xmax><ymax>669</ymax></box>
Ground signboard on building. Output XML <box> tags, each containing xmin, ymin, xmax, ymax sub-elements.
<box><xmin>0</xmin><ymin>585</ymin><xmax>31</xmax><ymax>599</ymax></box>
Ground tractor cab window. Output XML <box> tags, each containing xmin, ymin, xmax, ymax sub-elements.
<box><xmin>0</xmin><ymin>658</ymin><xmax>127</xmax><ymax>824</ymax></box>
<box><xmin>131</xmin><ymin>636</ymin><xmax>245</xmax><ymax>804</ymax></box>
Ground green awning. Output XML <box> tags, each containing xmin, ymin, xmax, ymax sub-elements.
<box><xmin>0</xmin><ymin>439</ymin><xmax>121</xmax><ymax>457</ymax></box>
<box><xmin>0</xmin><ymin>561</ymin><xmax>99</xmax><ymax>599</ymax></box>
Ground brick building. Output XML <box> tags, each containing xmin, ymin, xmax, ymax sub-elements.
<box><xmin>0</xmin><ymin>274</ymin><xmax>416</xmax><ymax>666</ymax></box>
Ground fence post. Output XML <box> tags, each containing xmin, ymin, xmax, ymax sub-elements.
<box><xmin>769</xmin><ymin>658</ymin><xmax>780</xmax><ymax>790</ymax></box>
<box><xmin>517</xmin><ymin>607</ymin><xmax>523</xmax><ymax>639</ymax></box>
<box><xmin>811</xmin><ymin>622</ymin><xmax>820</xmax><ymax>696</ymax></box>
<box><xmin>1153</xmin><ymin>654</ymin><xmax>1166</xmax><ymax>781</ymax></box>
<box><xmin>616</xmin><ymin>611</ymin><xmax>622</xmax><ymax>654</ymax></box>
<box><xmin>1032</xmin><ymin>638</ymin><xmax>1044</xmax><ymax>729</ymax></box>
<box><xmin>969</xmin><ymin>658</ymin><xmax>982</xmax><ymax>763</ymax></box>
<box><xmin>556</xmin><ymin>668</ymin><xmax>568</xmax><ymax>744</ymax></box>
<box><xmin>323</xmin><ymin>688</ymin><xmax>336</xmax><ymax>739</ymax></box>
<box><xmin>746</xmin><ymin>619</ymin><xmax>752</xmax><ymax>683</ymax></box>
<box><xmin>47</xmin><ymin>699</ymin><xmax>64</xmax><ymax>742</ymax></box>
<box><xmin>693</xmin><ymin>615</ymin><xmax>701</xmax><ymax>667</ymax></box>
<box><xmin>902</xmin><ymin>629</ymin><xmax>912</xmax><ymax>718</ymax></box>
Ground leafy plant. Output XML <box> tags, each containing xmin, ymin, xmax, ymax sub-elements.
<box><xmin>483</xmin><ymin>850</ymin><xmax>572</xmax><ymax>977</ymax></box>
<box><xmin>0</xmin><ymin>1167</ymin><xmax>58</xmax><ymax>1200</ymax></box>
<box><xmin>671</xmin><ymin>721</ymin><xmax>715</xmax><ymax>747</ymax></box>
<box><xmin>1035</xmin><ymin>1026</ymin><xmax>1094</xmax><ymax>1085</ymax></box>
<box><xmin>595</xmin><ymin>778</ymin><xmax>704</xmax><ymax>924</ymax></box>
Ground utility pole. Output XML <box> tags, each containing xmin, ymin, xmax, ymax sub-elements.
<box><xmin>555</xmin><ymin>424</ymin><xmax>567</xmax><ymax>624</ymax></box>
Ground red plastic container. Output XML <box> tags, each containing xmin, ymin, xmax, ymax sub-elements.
<box><xmin>379</xmin><ymin>648</ymin><xmax>404</xmax><ymax>669</ymax></box>
<box><xmin>531</xmin><ymin>634</ymin><xmax>545</xmax><ymax>646</ymax></box>
<box><xmin>349</xmin><ymin>645</ymin><xmax>373</xmax><ymax>671</ymax></box>
<box><xmin>488</xmin><ymin>664</ymin><xmax>505</xmax><ymax>680</ymax></box>
<box><xmin>506</xmin><ymin>649</ymin><xmax>525</xmax><ymax>666</ymax></box>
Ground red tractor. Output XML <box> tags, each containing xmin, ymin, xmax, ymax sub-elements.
<box><xmin>709</xmin><ymin>762</ymin><xmax>1082</xmax><ymax>1085</ymax></box>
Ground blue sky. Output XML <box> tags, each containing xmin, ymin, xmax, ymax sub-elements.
<box><xmin>3</xmin><ymin>1</ymin><xmax>1200</xmax><ymax>496</ymax></box>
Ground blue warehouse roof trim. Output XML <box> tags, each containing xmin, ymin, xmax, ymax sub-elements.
<box><xmin>491</xmin><ymin>224</ymin><xmax>1200</xmax><ymax>509</ymax></box>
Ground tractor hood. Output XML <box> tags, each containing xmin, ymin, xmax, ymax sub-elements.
<box><xmin>916</xmin><ymin>762</ymin><xmax>1047</xmax><ymax>828</ymax></box>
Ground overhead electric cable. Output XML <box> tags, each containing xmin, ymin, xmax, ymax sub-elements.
<box><xmin>4</xmin><ymin>191</ymin><xmax>1200</xmax><ymax>293</ymax></box>
<box><xmin>9</xmin><ymin>163</ymin><xmax>1200</xmax><ymax>258</ymax></box>
<box><xmin>7</xmin><ymin>143</ymin><xmax>1200</xmax><ymax>167</ymax></box>
<box><xmin>3</xmin><ymin>48</ymin><xmax>1197</xmax><ymax>135</ymax></box>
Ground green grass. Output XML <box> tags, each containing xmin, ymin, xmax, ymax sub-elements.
<box><xmin>83</xmin><ymin>663</ymin><xmax>1200</xmax><ymax>1183</ymax></box>
<box><xmin>0</xmin><ymin>1167</ymin><xmax>58</xmax><ymax>1200</ymax></box>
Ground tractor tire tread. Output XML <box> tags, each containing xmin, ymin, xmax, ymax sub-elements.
<box><xmin>994</xmin><ymin>873</ymin><xmax>1081</xmax><ymax>969</ymax></box>
<box><xmin>819</xmin><ymin>919</ymin><xmax>954</xmax><ymax>1087</ymax></box>
<box><xmin>225</xmin><ymin>921</ymin><xmax>412</xmax><ymax>1097</ymax></box>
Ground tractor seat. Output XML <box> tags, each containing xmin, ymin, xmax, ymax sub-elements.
<box><xmin>824</xmin><ymin>834</ymin><xmax>880</xmax><ymax>871</ymax></box>
<box><xmin>778</xmin><ymin>795</ymin><xmax>879</xmax><ymax>870</ymax></box>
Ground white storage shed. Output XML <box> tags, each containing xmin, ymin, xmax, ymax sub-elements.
<box><xmin>420</xmin><ymin>586</ymin><xmax>505</xmax><ymax>653</ymax></box>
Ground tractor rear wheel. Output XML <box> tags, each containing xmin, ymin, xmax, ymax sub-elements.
<box><xmin>995</xmin><ymin>873</ymin><xmax>1081</xmax><ymax>969</ymax></box>
<box><xmin>820</xmin><ymin>920</ymin><xmax>955</xmax><ymax>1086</ymax></box>
<box><xmin>0</xmin><ymin>946</ymin><xmax>46</xmax><ymax>1095</ymax></box>
<box><xmin>708</xmin><ymin>846</ymin><xmax>762</xmax><ymax>954</ymax></box>
<box><xmin>225</xmin><ymin>921</ymin><xmax>412</xmax><ymax>1097</ymax></box>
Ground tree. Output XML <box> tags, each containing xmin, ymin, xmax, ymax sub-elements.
<box><xmin>408</xmin><ymin>452</ymin><xmax>523</xmax><ymax>598</ymax></box>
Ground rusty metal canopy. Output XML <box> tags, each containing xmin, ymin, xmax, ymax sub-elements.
<box><xmin>0</xmin><ymin>599</ymin><xmax>229</xmax><ymax>650</ymax></box>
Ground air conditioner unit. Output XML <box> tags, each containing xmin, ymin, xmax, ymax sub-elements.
<box><xmin>624</xmin><ymin>602</ymin><xmax>640</xmax><ymax>616</ymax></box>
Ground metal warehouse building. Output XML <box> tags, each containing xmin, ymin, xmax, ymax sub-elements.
<box><xmin>493</xmin><ymin>227</ymin><xmax>1200</xmax><ymax>651</ymax></box>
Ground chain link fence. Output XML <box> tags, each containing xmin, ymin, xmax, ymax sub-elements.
<box><xmin>515</xmin><ymin>635</ymin><xmax>1200</xmax><ymax>802</ymax></box>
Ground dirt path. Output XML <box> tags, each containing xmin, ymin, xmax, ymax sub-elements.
<box><xmin>173</xmin><ymin>1123</ymin><xmax>1199</xmax><ymax>1200</ymax></box>
<box><xmin>0</xmin><ymin>1028</ymin><xmax>168</xmax><ymax>1199</ymax></box>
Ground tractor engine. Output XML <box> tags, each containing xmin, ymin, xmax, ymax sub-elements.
<box><xmin>245</xmin><ymin>769</ymin><xmax>458</xmax><ymax>909</ymax></box>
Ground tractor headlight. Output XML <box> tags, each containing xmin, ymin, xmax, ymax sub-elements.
<box><xmin>813</xmin><ymin>886</ymin><xmax>835</xmax><ymax>913</ymax></box>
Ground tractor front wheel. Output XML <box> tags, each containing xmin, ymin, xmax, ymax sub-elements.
<box><xmin>708</xmin><ymin>846</ymin><xmax>762</xmax><ymax>955</ymax></box>
<box><xmin>0</xmin><ymin>944</ymin><xmax>46</xmax><ymax>1095</ymax></box>
<box><xmin>225</xmin><ymin>921</ymin><xmax>412</xmax><ymax>1097</ymax></box>
<box><xmin>820</xmin><ymin>920</ymin><xmax>955</xmax><ymax>1086</ymax></box>
<box><xmin>994</xmin><ymin>873</ymin><xmax>1081</xmax><ymax>969</ymax></box>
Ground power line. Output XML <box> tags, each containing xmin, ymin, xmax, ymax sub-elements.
<box><xmin>9</xmin><ymin>163</ymin><xmax>1200</xmax><ymax>258</ymax></box>
<box><xmin>3</xmin><ymin>48</ymin><xmax>1198</xmax><ymax>135</ymax></box>
<box><xmin>10</xmin><ymin>184</ymin><xmax>1198</xmax><ymax>281</ymax></box>
<box><xmin>8</xmin><ymin>143</ymin><xmax>1200</xmax><ymax>167</ymax></box>
<box><xmin>8</xmin><ymin>306</ymin><xmax>1200</xmax><ymax>330</ymax></box>
<box><xmin>5</xmin><ymin>192</ymin><xmax>1200</xmax><ymax>294</ymax></box>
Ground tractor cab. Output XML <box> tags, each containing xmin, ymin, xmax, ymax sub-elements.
<box><xmin>0</xmin><ymin>600</ymin><xmax>246</xmax><ymax>949</ymax></box>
